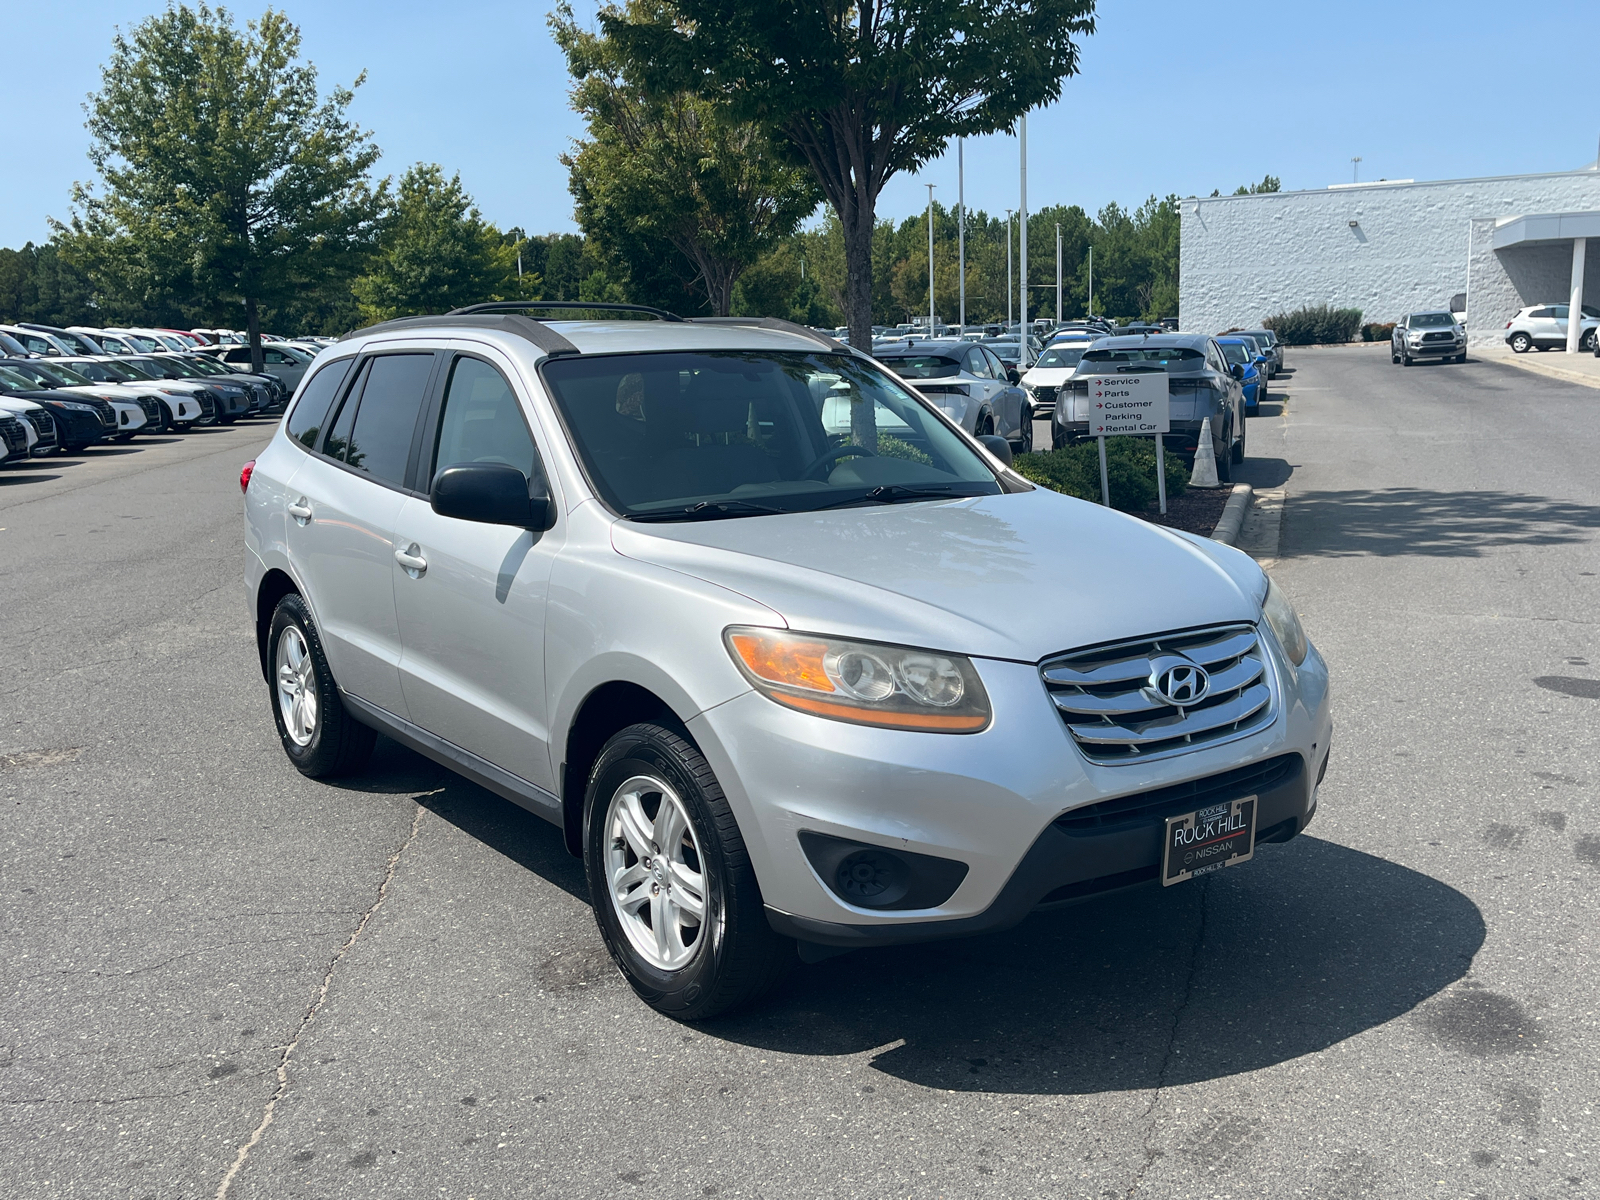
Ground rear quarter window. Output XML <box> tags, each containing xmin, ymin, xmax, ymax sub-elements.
<box><xmin>286</xmin><ymin>357</ymin><xmax>355</xmax><ymax>451</ymax></box>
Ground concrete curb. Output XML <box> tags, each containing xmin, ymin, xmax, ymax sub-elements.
<box><xmin>1474</xmin><ymin>350</ymin><xmax>1600</xmax><ymax>391</ymax></box>
<box><xmin>1210</xmin><ymin>484</ymin><xmax>1254</xmax><ymax>546</ymax></box>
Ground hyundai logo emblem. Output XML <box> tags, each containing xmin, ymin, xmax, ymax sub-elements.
<box><xmin>1149</xmin><ymin>658</ymin><xmax>1209</xmax><ymax>706</ymax></box>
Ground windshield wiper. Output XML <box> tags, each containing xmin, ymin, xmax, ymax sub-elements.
<box><xmin>810</xmin><ymin>483</ymin><xmax>968</xmax><ymax>510</ymax></box>
<box><xmin>627</xmin><ymin>499</ymin><xmax>790</xmax><ymax>522</ymax></box>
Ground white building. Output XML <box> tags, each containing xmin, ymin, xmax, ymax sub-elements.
<box><xmin>1179</xmin><ymin>165</ymin><xmax>1600</xmax><ymax>348</ymax></box>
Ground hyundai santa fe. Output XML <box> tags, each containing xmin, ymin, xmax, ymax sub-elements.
<box><xmin>242</xmin><ymin>304</ymin><xmax>1332</xmax><ymax>1020</ymax></box>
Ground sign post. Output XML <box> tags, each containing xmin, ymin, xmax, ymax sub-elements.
<box><xmin>1085</xmin><ymin>371</ymin><xmax>1171</xmax><ymax>511</ymax></box>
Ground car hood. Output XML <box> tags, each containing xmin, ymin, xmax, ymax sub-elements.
<box><xmin>1021</xmin><ymin>367</ymin><xmax>1076</xmax><ymax>386</ymax></box>
<box><xmin>610</xmin><ymin>488</ymin><xmax>1265</xmax><ymax>662</ymax></box>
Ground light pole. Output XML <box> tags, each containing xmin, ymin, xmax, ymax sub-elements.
<box><xmin>925</xmin><ymin>183</ymin><xmax>937</xmax><ymax>332</ymax></box>
<box><xmin>1088</xmin><ymin>244</ymin><xmax>1094</xmax><ymax>318</ymax></box>
<box><xmin>957</xmin><ymin>138</ymin><xmax>966</xmax><ymax>332</ymax></box>
<box><xmin>1351</xmin><ymin>155</ymin><xmax>1362</xmax><ymax>184</ymax></box>
<box><xmin>1019</xmin><ymin>115</ymin><xmax>1029</xmax><ymax>365</ymax></box>
<box><xmin>1005</xmin><ymin>209</ymin><xmax>1015</xmax><ymax>330</ymax></box>
<box><xmin>1055</xmin><ymin>223</ymin><xmax>1063</xmax><ymax>324</ymax></box>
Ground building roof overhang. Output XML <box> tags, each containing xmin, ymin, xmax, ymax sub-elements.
<box><xmin>1492</xmin><ymin>210</ymin><xmax>1600</xmax><ymax>250</ymax></box>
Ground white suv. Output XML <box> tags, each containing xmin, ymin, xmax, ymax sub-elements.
<box><xmin>1503</xmin><ymin>303</ymin><xmax>1599</xmax><ymax>353</ymax></box>
<box><xmin>242</xmin><ymin>305</ymin><xmax>1332</xmax><ymax>1019</ymax></box>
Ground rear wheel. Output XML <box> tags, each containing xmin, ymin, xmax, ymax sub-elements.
<box><xmin>267</xmin><ymin>594</ymin><xmax>375</xmax><ymax>778</ymax></box>
<box><xmin>1231</xmin><ymin>416</ymin><xmax>1246</xmax><ymax>464</ymax></box>
<box><xmin>976</xmin><ymin>410</ymin><xmax>994</xmax><ymax>437</ymax></box>
<box><xmin>585</xmin><ymin>722</ymin><xmax>792</xmax><ymax>1021</ymax></box>
<box><xmin>1014</xmin><ymin>402</ymin><xmax>1034</xmax><ymax>454</ymax></box>
<box><xmin>1509</xmin><ymin>332</ymin><xmax>1532</xmax><ymax>354</ymax></box>
<box><xmin>1215</xmin><ymin>420</ymin><xmax>1234</xmax><ymax>483</ymax></box>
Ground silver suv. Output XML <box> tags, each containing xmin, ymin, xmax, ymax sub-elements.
<box><xmin>1392</xmin><ymin>311</ymin><xmax>1465</xmax><ymax>364</ymax></box>
<box><xmin>243</xmin><ymin>304</ymin><xmax>1332</xmax><ymax>1019</ymax></box>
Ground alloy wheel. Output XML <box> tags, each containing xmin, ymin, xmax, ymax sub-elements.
<box><xmin>603</xmin><ymin>774</ymin><xmax>709</xmax><ymax>971</ymax></box>
<box><xmin>275</xmin><ymin>625</ymin><xmax>319</xmax><ymax>747</ymax></box>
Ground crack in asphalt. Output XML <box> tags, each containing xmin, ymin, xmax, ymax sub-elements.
<box><xmin>212</xmin><ymin>803</ymin><xmax>425</xmax><ymax>1200</ymax></box>
<box><xmin>1125</xmin><ymin>875</ymin><xmax>1211</xmax><ymax>1198</ymax></box>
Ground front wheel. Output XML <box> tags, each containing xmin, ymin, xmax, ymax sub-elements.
<box><xmin>266</xmin><ymin>594</ymin><xmax>375</xmax><ymax>778</ymax></box>
<box><xmin>1231</xmin><ymin>417</ymin><xmax>1246</xmax><ymax>464</ymax></box>
<box><xmin>585</xmin><ymin>723</ymin><xmax>791</xmax><ymax>1021</ymax></box>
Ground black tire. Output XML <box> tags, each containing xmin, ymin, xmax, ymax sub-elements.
<box><xmin>1214</xmin><ymin>421</ymin><xmax>1233</xmax><ymax>483</ymax></box>
<box><xmin>1231</xmin><ymin>417</ymin><xmax>1245</xmax><ymax>464</ymax></box>
<box><xmin>156</xmin><ymin>401</ymin><xmax>175</xmax><ymax>433</ymax></box>
<box><xmin>1014</xmin><ymin>402</ymin><xmax>1034</xmax><ymax>454</ymax></box>
<box><xmin>1400</xmin><ymin>351</ymin><xmax>1412</xmax><ymax>366</ymax></box>
<box><xmin>1581</xmin><ymin>330</ymin><xmax>1596</xmax><ymax>353</ymax></box>
<box><xmin>266</xmin><ymin>594</ymin><xmax>375</xmax><ymax>778</ymax></box>
<box><xmin>976</xmin><ymin>410</ymin><xmax>994</xmax><ymax>437</ymax></box>
<box><xmin>1509</xmin><ymin>332</ymin><xmax>1532</xmax><ymax>354</ymax></box>
<box><xmin>1391</xmin><ymin>346</ymin><xmax>1400</xmax><ymax>364</ymax></box>
<box><xmin>584</xmin><ymin>722</ymin><xmax>792</xmax><ymax>1021</ymax></box>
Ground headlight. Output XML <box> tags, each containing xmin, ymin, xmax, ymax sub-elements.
<box><xmin>1260</xmin><ymin>577</ymin><xmax>1308</xmax><ymax>666</ymax></box>
<box><xmin>724</xmin><ymin>627</ymin><xmax>991</xmax><ymax>733</ymax></box>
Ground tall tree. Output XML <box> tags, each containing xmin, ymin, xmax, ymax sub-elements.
<box><xmin>62</xmin><ymin>4</ymin><xmax>383</xmax><ymax>368</ymax></box>
<box><xmin>604</xmin><ymin>0</ymin><xmax>1096</xmax><ymax>350</ymax></box>
<box><xmin>352</xmin><ymin>164</ymin><xmax>533</xmax><ymax>322</ymax></box>
<box><xmin>553</xmin><ymin>2</ymin><xmax>819</xmax><ymax>317</ymax></box>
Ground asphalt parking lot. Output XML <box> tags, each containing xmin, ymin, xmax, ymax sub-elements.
<box><xmin>3</xmin><ymin>346</ymin><xmax>1598</xmax><ymax>1199</ymax></box>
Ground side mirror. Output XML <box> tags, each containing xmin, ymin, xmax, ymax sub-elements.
<box><xmin>1006</xmin><ymin>367</ymin><xmax>1021</xmax><ymax>384</ymax></box>
<box><xmin>1230</xmin><ymin>363</ymin><xmax>1245</xmax><ymax>380</ymax></box>
<box><xmin>978</xmin><ymin>433</ymin><xmax>1014</xmax><ymax>466</ymax></box>
<box><xmin>432</xmin><ymin>462</ymin><xmax>556</xmax><ymax>530</ymax></box>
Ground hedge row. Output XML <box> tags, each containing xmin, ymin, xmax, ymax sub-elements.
<box><xmin>1013</xmin><ymin>438</ymin><xmax>1189</xmax><ymax>512</ymax></box>
<box><xmin>1262</xmin><ymin>304</ymin><xmax>1364</xmax><ymax>345</ymax></box>
<box><xmin>1360</xmin><ymin>322</ymin><xmax>1396</xmax><ymax>342</ymax></box>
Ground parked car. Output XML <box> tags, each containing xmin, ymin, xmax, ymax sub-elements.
<box><xmin>0</xmin><ymin>413</ymin><xmax>27</xmax><ymax>464</ymax></box>
<box><xmin>1391</xmin><ymin>311</ymin><xmax>1466</xmax><ymax>365</ymax></box>
<box><xmin>1230</xmin><ymin>330</ymin><xmax>1282</xmax><ymax>377</ymax></box>
<box><xmin>0</xmin><ymin>330</ymin><xmax>29</xmax><ymax>357</ymax></box>
<box><xmin>0</xmin><ymin>363</ymin><xmax>114</xmax><ymax>451</ymax></box>
<box><xmin>1019</xmin><ymin>341</ymin><xmax>1099</xmax><ymax>422</ymax></box>
<box><xmin>16</xmin><ymin>324</ymin><xmax>106</xmax><ymax>356</ymax></box>
<box><xmin>243</xmin><ymin>308</ymin><xmax>1330</xmax><ymax>1020</ymax></box>
<box><xmin>1053</xmin><ymin>334</ymin><xmax>1247</xmax><ymax>479</ymax></box>
<box><xmin>0</xmin><ymin>359</ymin><xmax>151</xmax><ymax>438</ymax></box>
<box><xmin>156</xmin><ymin>351</ymin><xmax>287</xmax><ymax>411</ymax></box>
<box><xmin>59</xmin><ymin>357</ymin><xmax>206</xmax><ymax>428</ymax></box>
<box><xmin>1216</xmin><ymin>337</ymin><xmax>1268</xmax><ymax>412</ymax></box>
<box><xmin>208</xmin><ymin>342</ymin><xmax>313</xmax><ymax>391</ymax></box>
<box><xmin>0</xmin><ymin>324</ymin><xmax>74</xmax><ymax>357</ymax></box>
<box><xmin>0</xmin><ymin>393</ymin><xmax>60</xmax><ymax>455</ymax></box>
<box><xmin>115</xmin><ymin>356</ymin><xmax>250</xmax><ymax>422</ymax></box>
<box><xmin>871</xmin><ymin>339</ymin><xmax>1032</xmax><ymax>451</ymax></box>
<box><xmin>1503</xmin><ymin>304</ymin><xmax>1599</xmax><ymax>353</ymax></box>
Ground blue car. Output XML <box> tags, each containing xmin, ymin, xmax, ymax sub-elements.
<box><xmin>1217</xmin><ymin>337</ymin><xmax>1268</xmax><ymax>414</ymax></box>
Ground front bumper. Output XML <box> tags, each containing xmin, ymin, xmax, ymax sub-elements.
<box><xmin>687</xmin><ymin>637</ymin><xmax>1333</xmax><ymax>947</ymax></box>
<box><xmin>1406</xmin><ymin>340</ymin><xmax>1463</xmax><ymax>358</ymax></box>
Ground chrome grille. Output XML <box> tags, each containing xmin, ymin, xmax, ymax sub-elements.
<box><xmin>1040</xmin><ymin>623</ymin><xmax>1273</xmax><ymax>763</ymax></box>
<box><xmin>1030</xmin><ymin>385</ymin><xmax>1058</xmax><ymax>406</ymax></box>
<box><xmin>0</xmin><ymin>416</ymin><xmax>26</xmax><ymax>455</ymax></box>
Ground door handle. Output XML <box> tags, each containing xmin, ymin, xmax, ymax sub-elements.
<box><xmin>394</xmin><ymin>543</ymin><xmax>427</xmax><ymax>578</ymax></box>
<box><xmin>287</xmin><ymin>498</ymin><xmax>312</xmax><ymax>523</ymax></box>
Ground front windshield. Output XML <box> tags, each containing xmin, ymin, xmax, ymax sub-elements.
<box><xmin>93</xmin><ymin>360</ymin><xmax>149</xmax><ymax>380</ymax></box>
<box><xmin>0</xmin><ymin>365</ymin><xmax>40</xmax><ymax>390</ymax></box>
<box><xmin>540</xmin><ymin>351</ymin><xmax>1002</xmax><ymax>520</ymax></box>
<box><xmin>1410</xmin><ymin>313</ymin><xmax>1457</xmax><ymax>328</ymax></box>
<box><xmin>122</xmin><ymin>334</ymin><xmax>161</xmax><ymax>352</ymax></box>
<box><xmin>876</xmin><ymin>354</ymin><xmax>961</xmax><ymax>379</ymax></box>
<box><xmin>1035</xmin><ymin>347</ymin><xmax>1086</xmax><ymax>369</ymax></box>
<box><xmin>67</xmin><ymin>361</ymin><xmax>121</xmax><ymax>382</ymax></box>
<box><xmin>179</xmin><ymin>355</ymin><xmax>228</xmax><ymax>375</ymax></box>
<box><xmin>34</xmin><ymin>363</ymin><xmax>94</xmax><ymax>386</ymax></box>
<box><xmin>1219</xmin><ymin>342</ymin><xmax>1253</xmax><ymax>366</ymax></box>
<box><xmin>129</xmin><ymin>357</ymin><xmax>180</xmax><ymax>379</ymax></box>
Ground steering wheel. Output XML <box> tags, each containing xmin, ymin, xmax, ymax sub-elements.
<box><xmin>801</xmin><ymin>443</ymin><xmax>877</xmax><ymax>480</ymax></box>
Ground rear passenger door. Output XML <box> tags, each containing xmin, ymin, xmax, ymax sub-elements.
<box><xmin>390</xmin><ymin>348</ymin><xmax>564</xmax><ymax>796</ymax></box>
<box><xmin>282</xmin><ymin>350</ymin><xmax>439</xmax><ymax>718</ymax></box>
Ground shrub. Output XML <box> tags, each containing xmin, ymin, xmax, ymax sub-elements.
<box><xmin>1262</xmin><ymin>304</ymin><xmax>1363</xmax><ymax>345</ymax></box>
<box><xmin>1013</xmin><ymin>438</ymin><xmax>1188</xmax><ymax>513</ymax></box>
<box><xmin>1361</xmin><ymin>322</ymin><xmax>1396</xmax><ymax>343</ymax></box>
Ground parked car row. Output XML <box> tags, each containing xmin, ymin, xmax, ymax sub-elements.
<box><xmin>0</xmin><ymin>321</ymin><xmax>312</xmax><ymax>464</ymax></box>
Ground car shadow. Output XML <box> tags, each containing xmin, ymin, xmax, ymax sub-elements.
<box><xmin>1251</xmin><ymin>400</ymin><xmax>1284</xmax><ymax>417</ymax></box>
<box><xmin>699</xmin><ymin>836</ymin><xmax>1482</xmax><ymax>1096</ymax></box>
<box><xmin>328</xmin><ymin>736</ymin><xmax>588</xmax><ymax>901</ymax></box>
<box><xmin>1</xmin><ymin>470</ymin><xmax>62</xmax><ymax>484</ymax></box>
<box><xmin>1283</xmin><ymin>488</ymin><xmax>1600</xmax><ymax>557</ymax></box>
<box><xmin>1236</xmin><ymin>456</ymin><xmax>1292</xmax><ymax>488</ymax></box>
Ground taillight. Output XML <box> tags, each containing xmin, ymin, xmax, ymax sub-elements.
<box><xmin>1504</xmin><ymin>321</ymin><xmax>1512</xmax><ymax>328</ymax></box>
<box><xmin>240</xmin><ymin>459</ymin><xmax>255</xmax><ymax>493</ymax></box>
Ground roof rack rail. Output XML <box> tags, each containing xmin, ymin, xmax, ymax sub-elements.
<box><xmin>337</xmin><ymin>312</ymin><xmax>581</xmax><ymax>357</ymax></box>
<box><xmin>690</xmin><ymin>316</ymin><xmax>853</xmax><ymax>354</ymax></box>
<box><xmin>449</xmin><ymin>301</ymin><xmax>684</xmax><ymax>323</ymax></box>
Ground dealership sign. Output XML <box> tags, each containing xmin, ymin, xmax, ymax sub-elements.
<box><xmin>1084</xmin><ymin>371</ymin><xmax>1169</xmax><ymax>435</ymax></box>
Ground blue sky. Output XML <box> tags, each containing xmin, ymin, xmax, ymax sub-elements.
<box><xmin>5</xmin><ymin>0</ymin><xmax>1596</xmax><ymax>248</ymax></box>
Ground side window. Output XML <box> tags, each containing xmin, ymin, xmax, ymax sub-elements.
<box><xmin>431</xmin><ymin>356</ymin><xmax>541</xmax><ymax>488</ymax></box>
<box><xmin>964</xmin><ymin>347</ymin><xmax>991</xmax><ymax>378</ymax></box>
<box><xmin>1530</xmin><ymin>307</ymin><xmax>1553</xmax><ymax>319</ymax></box>
<box><xmin>286</xmin><ymin>357</ymin><xmax>355</xmax><ymax>451</ymax></box>
<box><xmin>341</xmin><ymin>354</ymin><xmax>435</xmax><ymax>487</ymax></box>
<box><xmin>984</xmin><ymin>348</ymin><xmax>1009</xmax><ymax>379</ymax></box>
<box><xmin>1552</xmin><ymin>305</ymin><xmax>1569</xmax><ymax>319</ymax></box>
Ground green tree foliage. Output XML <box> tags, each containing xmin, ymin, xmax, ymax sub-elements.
<box><xmin>59</xmin><ymin>4</ymin><xmax>383</xmax><ymax>366</ymax></box>
<box><xmin>552</xmin><ymin>2</ymin><xmax>819</xmax><ymax>318</ymax></box>
<box><xmin>601</xmin><ymin>0</ymin><xmax>1097</xmax><ymax>349</ymax></box>
<box><xmin>352</xmin><ymin>164</ymin><xmax>533</xmax><ymax>322</ymax></box>
<box><xmin>1233</xmin><ymin>175</ymin><xmax>1282</xmax><ymax>196</ymax></box>
<box><xmin>0</xmin><ymin>242</ymin><xmax>96</xmax><ymax>327</ymax></box>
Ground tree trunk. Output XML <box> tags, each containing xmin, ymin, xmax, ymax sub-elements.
<box><xmin>842</xmin><ymin>189</ymin><xmax>878</xmax><ymax>450</ymax></box>
<box><xmin>245</xmin><ymin>295</ymin><xmax>263</xmax><ymax>374</ymax></box>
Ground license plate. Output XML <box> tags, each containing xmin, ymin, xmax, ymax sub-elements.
<box><xmin>1162</xmin><ymin>797</ymin><xmax>1257</xmax><ymax>886</ymax></box>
